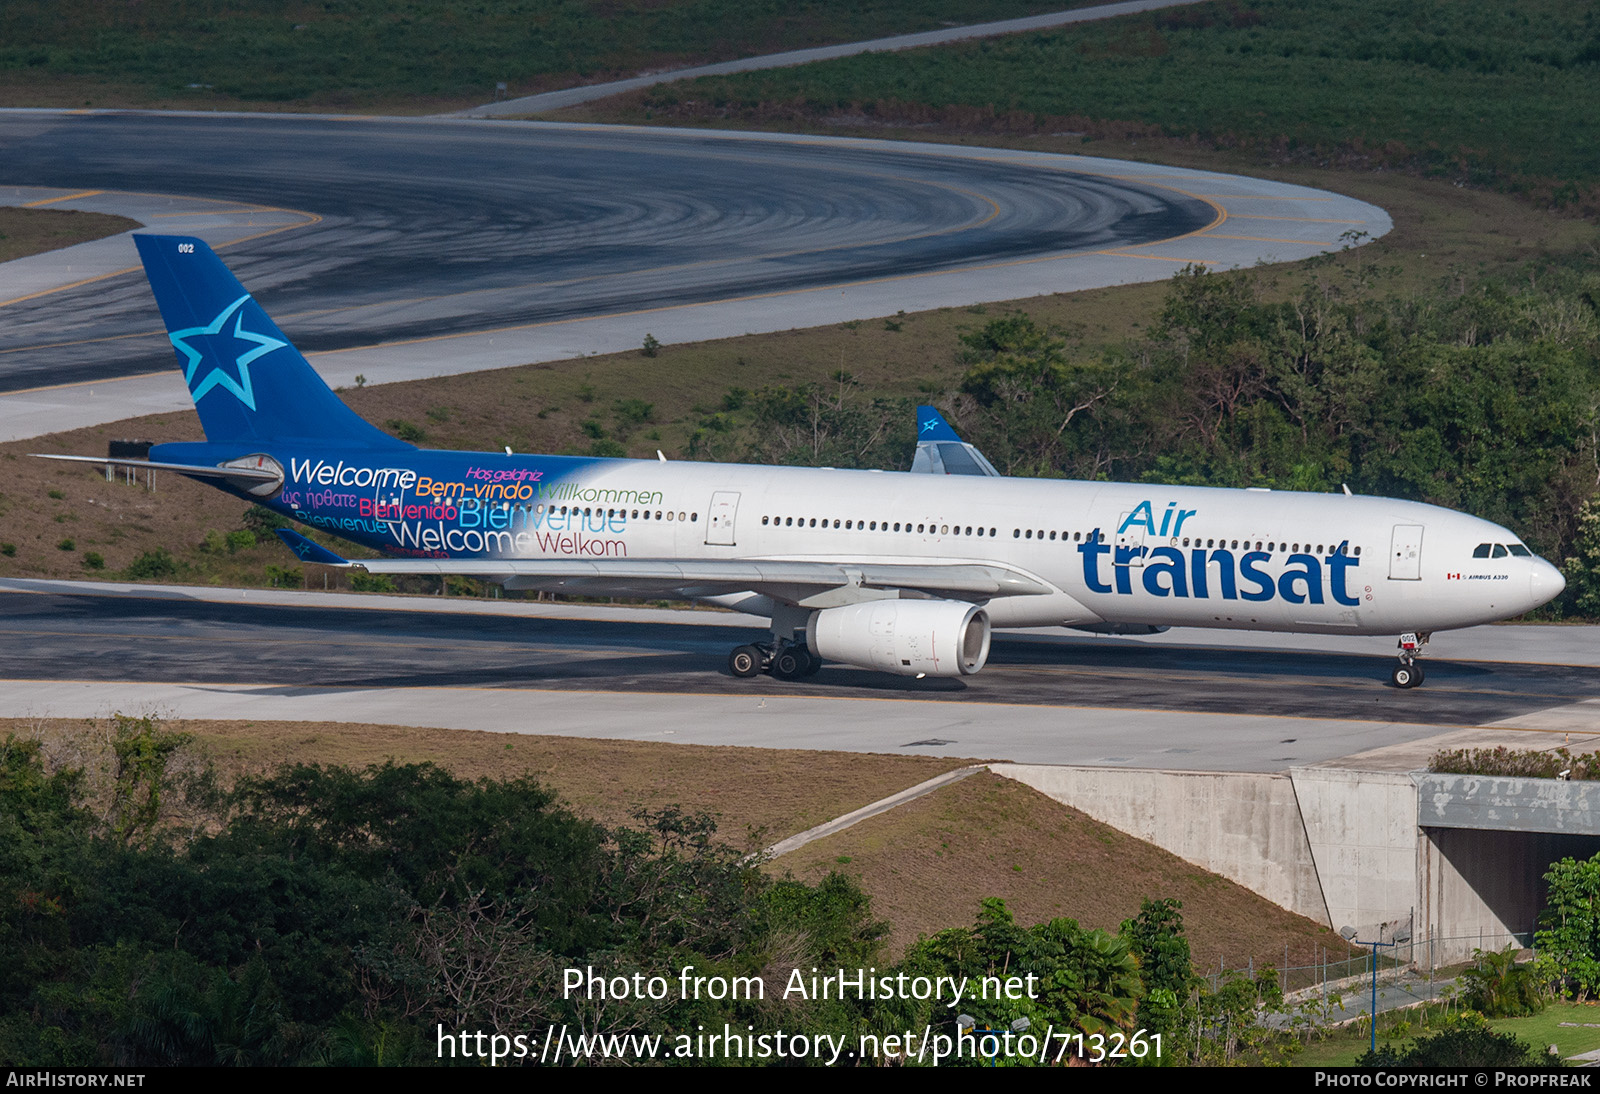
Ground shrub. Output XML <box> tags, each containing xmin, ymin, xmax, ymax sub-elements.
<box><xmin>1431</xmin><ymin>746</ymin><xmax>1600</xmax><ymax>780</ymax></box>
<box><xmin>1360</xmin><ymin>1015</ymin><xmax>1557</xmax><ymax>1067</ymax></box>
<box><xmin>385</xmin><ymin>419</ymin><xmax>426</xmax><ymax>443</ymax></box>
<box><xmin>240</xmin><ymin>506</ymin><xmax>290</xmax><ymax>536</ymax></box>
<box><xmin>1460</xmin><ymin>944</ymin><xmax>1544</xmax><ymax>1017</ymax></box>
<box><xmin>122</xmin><ymin>549</ymin><xmax>178</xmax><ymax>581</ymax></box>
<box><xmin>82</xmin><ymin>552</ymin><xmax>104</xmax><ymax>570</ymax></box>
<box><xmin>264</xmin><ymin>564</ymin><xmax>301</xmax><ymax>588</ymax></box>
<box><xmin>56</xmin><ymin>538</ymin><xmax>74</xmax><ymax>551</ymax></box>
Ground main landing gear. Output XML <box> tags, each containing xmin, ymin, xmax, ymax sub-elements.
<box><xmin>727</xmin><ymin>640</ymin><xmax>823</xmax><ymax>680</ymax></box>
<box><xmin>1391</xmin><ymin>631</ymin><xmax>1430</xmax><ymax>689</ymax></box>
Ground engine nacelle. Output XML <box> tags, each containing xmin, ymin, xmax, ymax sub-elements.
<box><xmin>807</xmin><ymin>599</ymin><xmax>991</xmax><ymax>678</ymax></box>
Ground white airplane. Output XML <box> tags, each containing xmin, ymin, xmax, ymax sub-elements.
<box><xmin>40</xmin><ymin>237</ymin><xmax>1566</xmax><ymax>689</ymax></box>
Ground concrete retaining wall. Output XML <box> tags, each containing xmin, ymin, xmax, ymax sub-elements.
<box><xmin>990</xmin><ymin>764</ymin><xmax>1331</xmax><ymax>925</ymax></box>
<box><xmin>991</xmin><ymin>763</ymin><xmax>1600</xmax><ymax>966</ymax></box>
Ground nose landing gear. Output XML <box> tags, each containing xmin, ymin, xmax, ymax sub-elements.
<box><xmin>1391</xmin><ymin>631</ymin><xmax>1430</xmax><ymax>688</ymax></box>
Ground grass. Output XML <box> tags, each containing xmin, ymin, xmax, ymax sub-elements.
<box><xmin>769</xmin><ymin>769</ymin><xmax>1355</xmax><ymax>966</ymax></box>
<box><xmin>606</xmin><ymin>0</ymin><xmax>1600</xmax><ymax>198</ymax></box>
<box><xmin>0</xmin><ymin>0</ymin><xmax>1089</xmax><ymax>112</ymax></box>
<box><xmin>0</xmin><ymin>206</ymin><xmax>138</xmax><ymax>263</ymax></box>
<box><xmin>1295</xmin><ymin>1001</ymin><xmax>1600</xmax><ymax>1066</ymax></box>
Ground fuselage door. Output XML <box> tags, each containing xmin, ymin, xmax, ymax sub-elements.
<box><xmin>1389</xmin><ymin>524</ymin><xmax>1424</xmax><ymax>580</ymax></box>
<box><xmin>706</xmin><ymin>490</ymin><xmax>740</xmax><ymax>546</ymax></box>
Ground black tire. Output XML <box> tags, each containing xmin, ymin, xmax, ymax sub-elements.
<box><xmin>1391</xmin><ymin>663</ymin><xmax>1421</xmax><ymax>689</ymax></box>
<box><xmin>771</xmin><ymin>647</ymin><xmax>811</xmax><ymax>680</ymax></box>
<box><xmin>729</xmin><ymin>645</ymin><xmax>763</xmax><ymax>678</ymax></box>
<box><xmin>801</xmin><ymin>649</ymin><xmax>823</xmax><ymax>676</ymax></box>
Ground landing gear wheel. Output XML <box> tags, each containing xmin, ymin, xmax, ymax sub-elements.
<box><xmin>729</xmin><ymin>645</ymin><xmax>764</xmax><ymax>678</ymax></box>
<box><xmin>771</xmin><ymin>647</ymin><xmax>812</xmax><ymax>680</ymax></box>
<box><xmin>1391</xmin><ymin>663</ymin><xmax>1424</xmax><ymax>689</ymax></box>
<box><xmin>801</xmin><ymin>650</ymin><xmax>823</xmax><ymax>676</ymax></box>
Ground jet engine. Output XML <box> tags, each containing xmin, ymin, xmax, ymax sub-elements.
<box><xmin>806</xmin><ymin>599</ymin><xmax>991</xmax><ymax>678</ymax></box>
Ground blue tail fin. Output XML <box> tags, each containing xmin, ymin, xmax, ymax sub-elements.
<box><xmin>135</xmin><ymin>235</ymin><xmax>408</xmax><ymax>449</ymax></box>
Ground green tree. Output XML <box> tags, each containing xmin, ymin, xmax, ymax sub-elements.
<box><xmin>1536</xmin><ymin>853</ymin><xmax>1600</xmax><ymax>999</ymax></box>
<box><xmin>106</xmin><ymin>714</ymin><xmax>194</xmax><ymax>848</ymax></box>
<box><xmin>956</xmin><ymin>314</ymin><xmax>1126</xmax><ymax>477</ymax></box>
<box><xmin>1563</xmin><ymin>496</ymin><xmax>1600</xmax><ymax>617</ymax></box>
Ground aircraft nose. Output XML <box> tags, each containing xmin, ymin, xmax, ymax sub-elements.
<box><xmin>1530</xmin><ymin>559</ymin><xmax>1566</xmax><ymax>608</ymax></box>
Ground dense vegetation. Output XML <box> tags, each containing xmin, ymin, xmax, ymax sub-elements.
<box><xmin>641</xmin><ymin>0</ymin><xmax>1600</xmax><ymax>197</ymax></box>
<box><xmin>0</xmin><ymin>0</ymin><xmax>1070</xmax><ymax>105</ymax></box>
<box><xmin>3</xmin><ymin>717</ymin><xmax>1256</xmax><ymax>1066</ymax></box>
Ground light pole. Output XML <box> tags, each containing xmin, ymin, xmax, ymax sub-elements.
<box><xmin>956</xmin><ymin>1014</ymin><xmax>1031</xmax><ymax>1066</ymax></box>
<box><xmin>1341</xmin><ymin>925</ymin><xmax>1413</xmax><ymax>1055</ymax></box>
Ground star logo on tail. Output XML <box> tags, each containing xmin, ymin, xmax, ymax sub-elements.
<box><xmin>168</xmin><ymin>294</ymin><xmax>286</xmax><ymax>411</ymax></box>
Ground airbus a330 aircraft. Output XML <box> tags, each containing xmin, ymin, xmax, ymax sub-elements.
<box><xmin>39</xmin><ymin>236</ymin><xmax>1566</xmax><ymax>688</ymax></box>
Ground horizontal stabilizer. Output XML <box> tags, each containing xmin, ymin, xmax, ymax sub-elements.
<box><xmin>274</xmin><ymin>529</ymin><xmax>353</xmax><ymax>566</ymax></box>
<box><xmin>33</xmin><ymin>453</ymin><xmax>281</xmax><ymax>483</ymax></box>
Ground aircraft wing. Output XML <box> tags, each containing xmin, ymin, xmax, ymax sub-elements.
<box><xmin>275</xmin><ymin>530</ymin><xmax>1052</xmax><ymax>606</ymax></box>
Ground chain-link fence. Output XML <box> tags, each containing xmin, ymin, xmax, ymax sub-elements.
<box><xmin>1203</xmin><ymin>926</ymin><xmax>1536</xmax><ymax>1000</ymax></box>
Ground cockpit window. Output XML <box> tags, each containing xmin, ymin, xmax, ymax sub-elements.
<box><xmin>1507</xmin><ymin>544</ymin><xmax>1533</xmax><ymax>557</ymax></box>
<box><xmin>1473</xmin><ymin>543</ymin><xmax>1492</xmax><ymax>558</ymax></box>
<box><xmin>1491</xmin><ymin>544</ymin><xmax>1508</xmax><ymax>558</ymax></box>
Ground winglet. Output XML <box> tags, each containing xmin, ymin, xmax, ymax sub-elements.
<box><xmin>916</xmin><ymin>405</ymin><xmax>964</xmax><ymax>442</ymax></box>
<box><xmin>911</xmin><ymin>405</ymin><xmax>1001</xmax><ymax>477</ymax></box>
<box><xmin>275</xmin><ymin>529</ymin><xmax>351</xmax><ymax>566</ymax></box>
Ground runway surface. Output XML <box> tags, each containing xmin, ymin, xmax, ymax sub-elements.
<box><xmin>0</xmin><ymin>112</ymin><xmax>1212</xmax><ymax>391</ymax></box>
<box><xmin>0</xmin><ymin>113</ymin><xmax>1389</xmax><ymax>441</ymax></box>
<box><xmin>3</xmin><ymin>582</ymin><xmax>1596</xmax><ymax>770</ymax></box>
